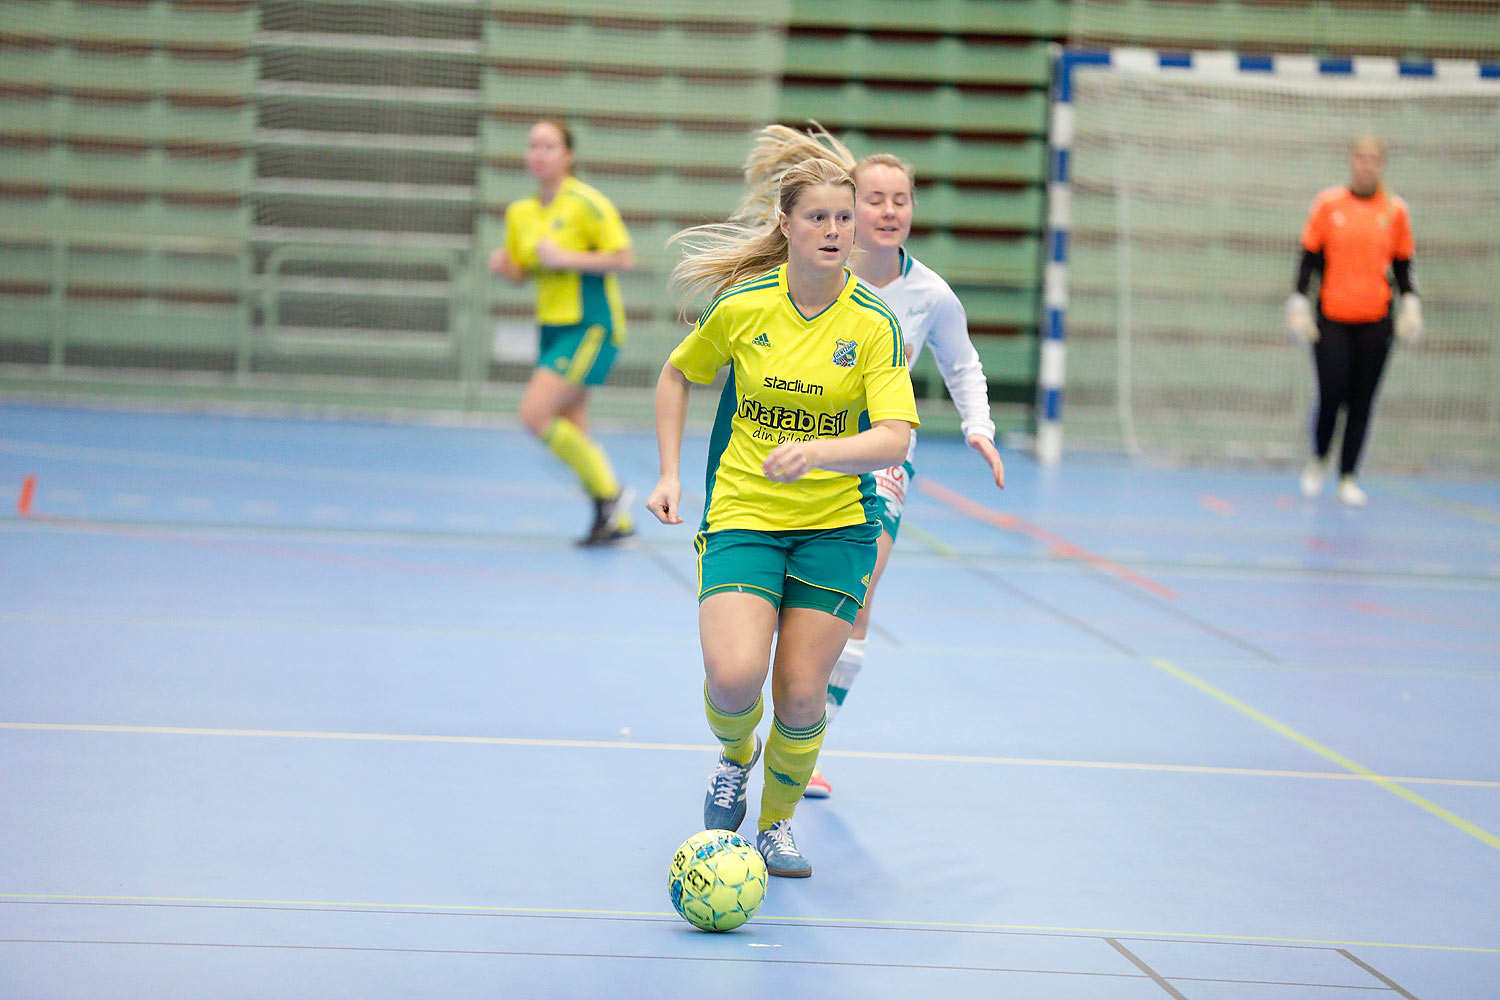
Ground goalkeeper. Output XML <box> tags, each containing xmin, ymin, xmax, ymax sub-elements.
<box><xmin>1285</xmin><ymin>133</ymin><xmax>1420</xmax><ymax>507</ymax></box>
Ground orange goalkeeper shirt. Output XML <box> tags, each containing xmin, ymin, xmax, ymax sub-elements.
<box><xmin>1300</xmin><ymin>185</ymin><xmax>1414</xmax><ymax>324</ymax></box>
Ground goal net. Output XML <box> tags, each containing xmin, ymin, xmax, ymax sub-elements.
<box><xmin>1058</xmin><ymin>51</ymin><xmax>1500</xmax><ymax>473</ymax></box>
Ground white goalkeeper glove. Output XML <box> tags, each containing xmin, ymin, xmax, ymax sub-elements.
<box><xmin>1395</xmin><ymin>293</ymin><xmax>1423</xmax><ymax>343</ymax></box>
<box><xmin>1285</xmin><ymin>293</ymin><xmax>1318</xmax><ymax>344</ymax></box>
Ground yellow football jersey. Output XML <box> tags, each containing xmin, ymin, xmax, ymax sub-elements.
<box><xmin>669</xmin><ymin>265</ymin><xmax>920</xmax><ymax>532</ymax></box>
<box><xmin>502</xmin><ymin>175</ymin><xmax>631</xmax><ymax>333</ymax></box>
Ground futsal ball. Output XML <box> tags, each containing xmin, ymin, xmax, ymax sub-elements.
<box><xmin>668</xmin><ymin>829</ymin><xmax>768</xmax><ymax>931</ymax></box>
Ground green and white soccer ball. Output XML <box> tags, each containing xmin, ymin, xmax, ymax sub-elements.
<box><xmin>668</xmin><ymin>829</ymin><xmax>768</xmax><ymax>931</ymax></box>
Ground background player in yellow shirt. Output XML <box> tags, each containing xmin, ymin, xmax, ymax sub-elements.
<box><xmin>646</xmin><ymin>157</ymin><xmax>918</xmax><ymax>877</ymax></box>
<box><xmin>490</xmin><ymin>120</ymin><xmax>637</xmax><ymax>545</ymax></box>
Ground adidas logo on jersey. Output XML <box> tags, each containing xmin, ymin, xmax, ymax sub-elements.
<box><xmin>752</xmin><ymin>332</ymin><xmax>771</xmax><ymax>347</ymax></box>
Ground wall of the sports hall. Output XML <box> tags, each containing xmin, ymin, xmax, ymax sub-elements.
<box><xmin>2</xmin><ymin>0</ymin><xmax>1496</xmax><ymax>434</ymax></box>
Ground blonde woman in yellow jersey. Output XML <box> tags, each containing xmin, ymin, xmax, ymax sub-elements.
<box><xmin>646</xmin><ymin>158</ymin><xmax>918</xmax><ymax>878</ymax></box>
<box><xmin>490</xmin><ymin>120</ymin><xmax>637</xmax><ymax>545</ymax></box>
<box><xmin>729</xmin><ymin>124</ymin><xmax>1006</xmax><ymax>800</ymax></box>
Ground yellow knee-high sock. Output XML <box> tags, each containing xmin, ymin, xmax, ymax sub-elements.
<box><xmin>540</xmin><ymin>417</ymin><xmax>620</xmax><ymax>501</ymax></box>
<box><xmin>758</xmin><ymin>714</ymin><xmax>826</xmax><ymax>830</ymax></box>
<box><xmin>704</xmin><ymin>687</ymin><xmax>763</xmax><ymax>766</ymax></box>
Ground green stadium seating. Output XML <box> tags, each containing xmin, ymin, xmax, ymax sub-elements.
<box><xmin>839</xmin><ymin>133</ymin><xmax>1048</xmax><ymax>185</ymax></box>
<box><xmin>8</xmin><ymin>0</ymin><xmax>1486</xmax><ymax>417</ymax></box>
<box><xmin>0</xmin><ymin>0</ymin><xmax>256</xmax><ymax>367</ymax></box>
<box><xmin>0</xmin><ymin>195</ymin><xmax>250</xmax><ymax>242</ymax></box>
<box><xmin>0</xmin><ymin>45</ymin><xmax>257</xmax><ymax>98</ymax></box>
<box><xmin>489</xmin><ymin>0</ymin><xmax>788</xmax><ymax>25</ymax></box>
<box><xmin>783</xmin><ymin>34</ymin><xmax>1051</xmax><ymax>87</ymax></box>
<box><xmin>483</xmin><ymin>19</ymin><xmax>784</xmax><ymax>75</ymax></box>
<box><xmin>787</xmin><ymin>0</ymin><xmax>1070</xmax><ymax>36</ymax></box>
<box><xmin>480</xmin><ymin>169</ymin><xmax>743</xmax><ymax>223</ymax></box>
<box><xmin>483</xmin><ymin>70</ymin><xmax>779</xmax><ymax>125</ymax></box>
<box><xmin>0</xmin><ymin>94</ymin><xmax>255</xmax><ymax>147</ymax></box>
<box><xmin>902</xmin><ymin>234</ymin><xmax>1041</xmax><ymax>286</ymax></box>
<box><xmin>480</xmin><ymin>120</ymin><xmax>754</xmax><ymax>174</ymax></box>
<box><xmin>0</xmin><ymin>147</ymin><xmax>252</xmax><ymax>197</ymax></box>
<box><xmin>779</xmin><ymin>83</ymin><xmax>1049</xmax><ymax>137</ymax></box>
<box><xmin>0</xmin><ymin>0</ymin><xmax>256</xmax><ymax>48</ymax></box>
<box><xmin>1070</xmin><ymin>0</ymin><xmax>1500</xmax><ymax>58</ymax></box>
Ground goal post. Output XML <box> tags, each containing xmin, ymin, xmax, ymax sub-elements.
<box><xmin>1039</xmin><ymin>47</ymin><xmax>1500</xmax><ymax>472</ymax></box>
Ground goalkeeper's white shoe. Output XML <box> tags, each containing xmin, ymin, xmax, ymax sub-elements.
<box><xmin>1338</xmin><ymin>476</ymin><xmax>1367</xmax><ymax>507</ymax></box>
<box><xmin>1300</xmin><ymin>460</ymin><xmax>1327</xmax><ymax>499</ymax></box>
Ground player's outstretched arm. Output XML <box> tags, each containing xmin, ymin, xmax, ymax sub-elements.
<box><xmin>763</xmin><ymin>420</ymin><xmax>910</xmax><ymax>483</ymax></box>
<box><xmin>648</xmin><ymin>361</ymin><xmax>692</xmax><ymax>524</ymax></box>
<box><xmin>534</xmin><ymin>242</ymin><xmax>635</xmax><ymax>275</ymax></box>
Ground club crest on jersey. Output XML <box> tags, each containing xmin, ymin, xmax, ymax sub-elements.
<box><xmin>831</xmin><ymin>339</ymin><xmax>857</xmax><ymax>368</ymax></box>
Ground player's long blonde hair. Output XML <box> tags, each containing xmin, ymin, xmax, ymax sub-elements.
<box><xmin>731</xmin><ymin>122</ymin><xmax>918</xmax><ymax>227</ymax></box>
<box><xmin>668</xmin><ymin>156</ymin><xmax>855</xmax><ymax>316</ymax></box>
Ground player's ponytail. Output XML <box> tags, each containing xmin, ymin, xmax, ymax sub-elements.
<box><xmin>732</xmin><ymin>121</ymin><xmax>856</xmax><ymax>226</ymax></box>
<box><xmin>669</xmin><ymin>157</ymin><xmax>854</xmax><ymax>318</ymax></box>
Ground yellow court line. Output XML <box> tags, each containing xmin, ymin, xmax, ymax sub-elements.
<box><xmin>3</xmin><ymin>722</ymin><xmax>1497</xmax><ymax>789</ymax></box>
<box><xmin>901</xmin><ymin>522</ymin><xmax>959</xmax><ymax>557</ymax></box>
<box><xmin>2</xmin><ymin>893</ymin><xmax>1496</xmax><ymax>954</ymax></box>
<box><xmin>1149</xmin><ymin>658</ymin><xmax>1500</xmax><ymax>852</ymax></box>
<box><xmin>1377</xmin><ymin>480</ymin><xmax>1500</xmax><ymax>526</ymax></box>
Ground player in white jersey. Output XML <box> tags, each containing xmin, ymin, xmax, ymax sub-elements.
<box><xmin>730</xmin><ymin>125</ymin><xmax>1006</xmax><ymax>798</ymax></box>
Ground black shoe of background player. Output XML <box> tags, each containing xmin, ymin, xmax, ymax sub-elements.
<box><xmin>577</xmin><ymin>487</ymin><xmax>636</xmax><ymax>547</ymax></box>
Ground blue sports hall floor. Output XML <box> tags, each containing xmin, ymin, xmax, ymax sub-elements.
<box><xmin>2</xmin><ymin>400</ymin><xmax>1497</xmax><ymax>999</ymax></box>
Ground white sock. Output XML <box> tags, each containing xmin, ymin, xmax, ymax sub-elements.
<box><xmin>825</xmin><ymin>637</ymin><xmax>867</xmax><ymax>722</ymax></box>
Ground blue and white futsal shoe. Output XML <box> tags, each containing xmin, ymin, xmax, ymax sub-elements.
<box><xmin>756</xmin><ymin>819</ymin><xmax>811</xmax><ymax>878</ymax></box>
<box><xmin>703</xmin><ymin>736</ymin><xmax>761</xmax><ymax>832</ymax></box>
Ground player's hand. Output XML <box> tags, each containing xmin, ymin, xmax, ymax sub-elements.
<box><xmin>533</xmin><ymin>239</ymin><xmax>570</xmax><ymax>270</ymax></box>
<box><xmin>489</xmin><ymin>248</ymin><xmax>525</xmax><ymax>284</ymax></box>
<box><xmin>1285</xmin><ymin>293</ymin><xmax>1318</xmax><ymax>344</ymax></box>
<box><xmin>646</xmin><ymin>475</ymin><xmax>683</xmax><ymax>524</ymax></box>
<box><xmin>967</xmin><ymin>435</ymin><xmax>1005</xmax><ymax>489</ymax></box>
<box><xmin>763</xmin><ymin>441</ymin><xmax>816</xmax><ymax>483</ymax></box>
<box><xmin>1395</xmin><ymin>293</ymin><xmax>1423</xmax><ymax>343</ymax></box>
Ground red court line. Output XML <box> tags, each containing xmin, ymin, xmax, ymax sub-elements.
<box><xmin>1352</xmin><ymin>600</ymin><xmax>1500</xmax><ymax>632</ymax></box>
<box><xmin>7</xmin><ymin>508</ymin><xmax>625</xmax><ymax>591</ymax></box>
<box><xmin>16</xmin><ymin>474</ymin><xmax>35</xmax><ymax>515</ymax></box>
<box><xmin>917</xmin><ymin>478</ymin><xmax>1177</xmax><ymax>600</ymax></box>
<box><xmin>1199</xmin><ymin>494</ymin><xmax>1236</xmax><ymax>517</ymax></box>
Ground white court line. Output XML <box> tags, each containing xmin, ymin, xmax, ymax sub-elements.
<box><xmin>0</xmin><ymin>436</ymin><xmax>558</xmax><ymax>498</ymax></box>
<box><xmin>0</xmin><ymin>610</ymin><xmax>1491</xmax><ymax>676</ymax></box>
<box><xmin>3</xmin><ymin>722</ymin><xmax>1495</xmax><ymax>788</ymax></box>
<box><xmin>3</xmin><ymin>891</ymin><xmax>1497</xmax><ymax>953</ymax></box>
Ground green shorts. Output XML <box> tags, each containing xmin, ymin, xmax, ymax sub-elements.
<box><xmin>537</xmin><ymin>320</ymin><xmax>619</xmax><ymax>387</ymax></box>
<box><xmin>695</xmin><ymin>522</ymin><xmax>880</xmax><ymax>624</ymax></box>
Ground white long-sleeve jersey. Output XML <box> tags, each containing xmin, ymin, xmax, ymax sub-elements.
<box><xmin>862</xmin><ymin>249</ymin><xmax>995</xmax><ymax>463</ymax></box>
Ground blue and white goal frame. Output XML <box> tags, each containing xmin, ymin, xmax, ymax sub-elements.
<box><xmin>1034</xmin><ymin>46</ymin><xmax>1500</xmax><ymax>465</ymax></box>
